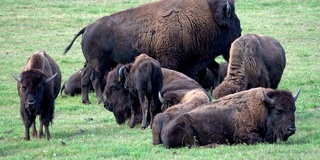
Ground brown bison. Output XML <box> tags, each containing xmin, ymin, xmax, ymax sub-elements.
<box><xmin>104</xmin><ymin>64</ymin><xmax>141</xmax><ymax>125</ymax></box>
<box><xmin>104</xmin><ymin>65</ymin><xmax>203</xmax><ymax>127</ymax></box>
<box><xmin>118</xmin><ymin>54</ymin><xmax>163</xmax><ymax>129</ymax></box>
<box><xmin>60</xmin><ymin>66</ymin><xmax>93</xmax><ymax>97</ymax></box>
<box><xmin>64</xmin><ymin>0</ymin><xmax>241</xmax><ymax>104</ymax></box>
<box><xmin>12</xmin><ymin>51</ymin><xmax>61</xmax><ymax>140</ymax></box>
<box><xmin>159</xmin><ymin>87</ymin><xmax>300</xmax><ymax>148</ymax></box>
<box><xmin>153</xmin><ymin>88</ymin><xmax>211</xmax><ymax>145</ymax></box>
<box><xmin>213</xmin><ymin>34</ymin><xmax>286</xmax><ymax>99</ymax></box>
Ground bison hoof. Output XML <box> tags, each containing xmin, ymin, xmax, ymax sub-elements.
<box><xmin>24</xmin><ymin>136</ymin><xmax>30</xmax><ymax>141</ymax></box>
<box><xmin>82</xmin><ymin>100</ymin><xmax>91</xmax><ymax>105</ymax></box>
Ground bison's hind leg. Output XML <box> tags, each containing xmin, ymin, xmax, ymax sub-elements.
<box><xmin>140</xmin><ymin>94</ymin><xmax>149</xmax><ymax>129</ymax></box>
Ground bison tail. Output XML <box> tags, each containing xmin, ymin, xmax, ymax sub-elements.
<box><xmin>63</xmin><ymin>27</ymin><xmax>86</xmax><ymax>54</ymax></box>
<box><xmin>60</xmin><ymin>82</ymin><xmax>66</xmax><ymax>97</ymax></box>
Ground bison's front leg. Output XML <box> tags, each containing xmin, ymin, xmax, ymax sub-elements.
<box><xmin>21</xmin><ymin>110</ymin><xmax>35</xmax><ymax>141</ymax></box>
<box><xmin>31</xmin><ymin>121</ymin><xmax>37</xmax><ymax>138</ymax></box>
<box><xmin>44</xmin><ymin>123</ymin><xmax>51</xmax><ymax>140</ymax></box>
<box><xmin>24</xmin><ymin>125</ymin><xmax>31</xmax><ymax>141</ymax></box>
<box><xmin>38</xmin><ymin>121</ymin><xmax>44</xmax><ymax>139</ymax></box>
<box><xmin>241</xmin><ymin>132</ymin><xmax>263</xmax><ymax>144</ymax></box>
<box><xmin>39</xmin><ymin>120</ymin><xmax>51</xmax><ymax>140</ymax></box>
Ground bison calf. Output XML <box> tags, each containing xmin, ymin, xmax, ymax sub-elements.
<box><xmin>119</xmin><ymin>54</ymin><xmax>163</xmax><ymax>129</ymax></box>
<box><xmin>12</xmin><ymin>51</ymin><xmax>61</xmax><ymax>140</ymax></box>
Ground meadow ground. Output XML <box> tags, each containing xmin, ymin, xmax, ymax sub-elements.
<box><xmin>0</xmin><ymin>0</ymin><xmax>319</xmax><ymax>159</ymax></box>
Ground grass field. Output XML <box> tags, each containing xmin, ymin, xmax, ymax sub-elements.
<box><xmin>0</xmin><ymin>0</ymin><xmax>319</xmax><ymax>159</ymax></box>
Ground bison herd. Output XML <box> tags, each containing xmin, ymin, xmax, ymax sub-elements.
<box><xmin>12</xmin><ymin>0</ymin><xmax>301</xmax><ymax>148</ymax></box>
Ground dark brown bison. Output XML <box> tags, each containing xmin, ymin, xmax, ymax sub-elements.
<box><xmin>60</xmin><ymin>67</ymin><xmax>93</xmax><ymax>97</ymax></box>
<box><xmin>64</xmin><ymin>0</ymin><xmax>241</xmax><ymax>104</ymax></box>
<box><xmin>153</xmin><ymin>88</ymin><xmax>211</xmax><ymax>145</ymax></box>
<box><xmin>12</xmin><ymin>51</ymin><xmax>61</xmax><ymax>140</ymax></box>
<box><xmin>213</xmin><ymin>34</ymin><xmax>286</xmax><ymax>99</ymax></box>
<box><xmin>104</xmin><ymin>65</ymin><xmax>203</xmax><ymax>127</ymax></box>
<box><xmin>104</xmin><ymin>64</ymin><xmax>141</xmax><ymax>125</ymax></box>
<box><xmin>159</xmin><ymin>87</ymin><xmax>300</xmax><ymax>148</ymax></box>
<box><xmin>118</xmin><ymin>54</ymin><xmax>163</xmax><ymax>129</ymax></box>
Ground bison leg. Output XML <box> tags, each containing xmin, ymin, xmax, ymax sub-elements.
<box><xmin>206</xmin><ymin>61</ymin><xmax>220</xmax><ymax>88</ymax></box>
<box><xmin>81</xmin><ymin>65</ymin><xmax>92</xmax><ymax>104</ymax></box>
<box><xmin>129</xmin><ymin>105</ymin><xmax>136</xmax><ymax>128</ymax></box>
<box><xmin>152</xmin><ymin>113</ymin><xmax>169</xmax><ymax>145</ymax></box>
<box><xmin>24</xmin><ymin>125</ymin><xmax>31</xmax><ymax>141</ymax></box>
<box><xmin>44</xmin><ymin>124</ymin><xmax>51</xmax><ymax>140</ymax></box>
<box><xmin>162</xmin><ymin>114</ymin><xmax>195</xmax><ymax>148</ymax></box>
<box><xmin>38</xmin><ymin>121</ymin><xmax>44</xmax><ymax>139</ymax></box>
<box><xmin>91</xmin><ymin>78</ymin><xmax>104</xmax><ymax>104</ymax></box>
<box><xmin>21</xmin><ymin>111</ymin><xmax>36</xmax><ymax>141</ymax></box>
<box><xmin>140</xmin><ymin>94</ymin><xmax>149</xmax><ymax>129</ymax></box>
<box><xmin>31</xmin><ymin>121</ymin><xmax>37</xmax><ymax>138</ymax></box>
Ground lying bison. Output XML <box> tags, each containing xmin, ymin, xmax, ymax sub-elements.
<box><xmin>64</xmin><ymin>0</ymin><xmax>241</xmax><ymax>104</ymax></box>
<box><xmin>160</xmin><ymin>87</ymin><xmax>300</xmax><ymax>148</ymax></box>
<box><xmin>12</xmin><ymin>51</ymin><xmax>61</xmax><ymax>140</ymax></box>
<box><xmin>60</xmin><ymin>67</ymin><xmax>93</xmax><ymax>97</ymax></box>
<box><xmin>153</xmin><ymin>88</ymin><xmax>211</xmax><ymax>145</ymax></box>
<box><xmin>104</xmin><ymin>65</ymin><xmax>203</xmax><ymax>127</ymax></box>
<box><xmin>119</xmin><ymin>54</ymin><xmax>163</xmax><ymax>129</ymax></box>
<box><xmin>213</xmin><ymin>34</ymin><xmax>286</xmax><ymax>99</ymax></box>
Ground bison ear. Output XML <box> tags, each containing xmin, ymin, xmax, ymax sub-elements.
<box><xmin>293</xmin><ymin>88</ymin><xmax>301</xmax><ymax>102</ymax></box>
<box><xmin>262</xmin><ymin>91</ymin><xmax>275</xmax><ymax>105</ymax></box>
<box><xmin>12</xmin><ymin>73</ymin><xmax>21</xmax><ymax>82</ymax></box>
<box><xmin>45</xmin><ymin>73</ymin><xmax>58</xmax><ymax>84</ymax></box>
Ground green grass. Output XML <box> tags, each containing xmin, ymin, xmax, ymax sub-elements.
<box><xmin>0</xmin><ymin>0</ymin><xmax>319</xmax><ymax>159</ymax></box>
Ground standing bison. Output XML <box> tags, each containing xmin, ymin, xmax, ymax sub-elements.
<box><xmin>64</xmin><ymin>0</ymin><xmax>241</xmax><ymax>104</ymax></box>
<box><xmin>118</xmin><ymin>54</ymin><xmax>163</xmax><ymax>129</ymax></box>
<box><xmin>213</xmin><ymin>34</ymin><xmax>286</xmax><ymax>99</ymax></box>
<box><xmin>12</xmin><ymin>51</ymin><xmax>61</xmax><ymax>140</ymax></box>
<box><xmin>160</xmin><ymin>87</ymin><xmax>300</xmax><ymax>148</ymax></box>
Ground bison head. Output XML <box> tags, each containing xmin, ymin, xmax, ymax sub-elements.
<box><xmin>13</xmin><ymin>70</ymin><xmax>57</xmax><ymax>115</ymax></box>
<box><xmin>263</xmin><ymin>88</ymin><xmax>301</xmax><ymax>143</ymax></box>
<box><xmin>104</xmin><ymin>64</ymin><xmax>132</xmax><ymax>124</ymax></box>
<box><xmin>207</xmin><ymin>0</ymin><xmax>242</xmax><ymax>60</ymax></box>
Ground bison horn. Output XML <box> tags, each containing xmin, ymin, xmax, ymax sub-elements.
<box><xmin>226</xmin><ymin>2</ymin><xmax>231</xmax><ymax>18</ymax></box>
<box><xmin>158</xmin><ymin>92</ymin><xmax>164</xmax><ymax>103</ymax></box>
<box><xmin>118</xmin><ymin>66</ymin><xmax>125</xmax><ymax>81</ymax></box>
<box><xmin>45</xmin><ymin>73</ymin><xmax>58</xmax><ymax>84</ymax></box>
<box><xmin>293</xmin><ymin>88</ymin><xmax>301</xmax><ymax>102</ymax></box>
<box><xmin>262</xmin><ymin>91</ymin><xmax>275</xmax><ymax>105</ymax></box>
<box><xmin>12</xmin><ymin>73</ymin><xmax>21</xmax><ymax>82</ymax></box>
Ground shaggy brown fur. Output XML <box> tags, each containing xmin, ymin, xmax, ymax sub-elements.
<box><xmin>120</xmin><ymin>54</ymin><xmax>163</xmax><ymax>129</ymax></box>
<box><xmin>13</xmin><ymin>51</ymin><xmax>61</xmax><ymax>140</ymax></box>
<box><xmin>104</xmin><ymin>67</ymin><xmax>203</xmax><ymax>127</ymax></box>
<box><xmin>152</xmin><ymin>88</ymin><xmax>211</xmax><ymax>145</ymax></box>
<box><xmin>161</xmin><ymin>87</ymin><xmax>299</xmax><ymax>148</ymax></box>
<box><xmin>213</xmin><ymin>34</ymin><xmax>286</xmax><ymax>99</ymax></box>
<box><xmin>64</xmin><ymin>0</ymin><xmax>241</xmax><ymax>105</ymax></box>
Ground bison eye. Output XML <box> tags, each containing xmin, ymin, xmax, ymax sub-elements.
<box><xmin>22</xmin><ymin>86</ymin><xmax>27</xmax><ymax>91</ymax></box>
<box><xmin>275</xmin><ymin>110</ymin><xmax>283</xmax><ymax>115</ymax></box>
